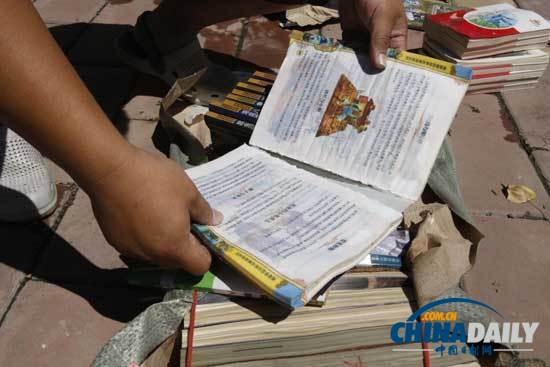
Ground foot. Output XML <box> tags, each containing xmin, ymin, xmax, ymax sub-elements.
<box><xmin>0</xmin><ymin>126</ymin><xmax>57</xmax><ymax>222</ymax></box>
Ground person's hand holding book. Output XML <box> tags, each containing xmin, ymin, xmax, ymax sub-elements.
<box><xmin>339</xmin><ymin>0</ymin><xmax>408</xmax><ymax>68</ymax></box>
<box><xmin>89</xmin><ymin>148</ymin><xmax>223</xmax><ymax>275</ymax></box>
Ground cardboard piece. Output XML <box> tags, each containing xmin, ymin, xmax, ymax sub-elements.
<box><xmin>159</xmin><ymin>70</ymin><xmax>211</xmax><ymax>165</ymax></box>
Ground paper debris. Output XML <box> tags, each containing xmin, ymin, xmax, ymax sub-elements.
<box><xmin>286</xmin><ymin>5</ymin><xmax>339</xmax><ymax>27</ymax></box>
<box><xmin>506</xmin><ymin>184</ymin><xmax>536</xmax><ymax>203</ymax></box>
<box><xmin>405</xmin><ymin>204</ymin><xmax>473</xmax><ymax>306</ymax></box>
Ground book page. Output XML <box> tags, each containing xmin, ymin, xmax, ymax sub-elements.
<box><xmin>250</xmin><ymin>39</ymin><xmax>469</xmax><ymax>200</ymax></box>
<box><xmin>187</xmin><ymin>145</ymin><xmax>401</xmax><ymax>307</ymax></box>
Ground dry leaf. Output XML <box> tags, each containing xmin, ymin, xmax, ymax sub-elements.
<box><xmin>506</xmin><ymin>184</ymin><xmax>536</xmax><ymax>203</ymax></box>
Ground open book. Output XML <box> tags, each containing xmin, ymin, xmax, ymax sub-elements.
<box><xmin>189</xmin><ymin>32</ymin><xmax>471</xmax><ymax>308</ymax></box>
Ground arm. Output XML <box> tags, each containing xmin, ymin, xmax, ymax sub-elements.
<box><xmin>0</xmin><ymin>0</ymin><xmax>220</xmax><ymax>275</ymax></box>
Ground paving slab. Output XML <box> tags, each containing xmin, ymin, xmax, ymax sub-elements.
<box><xmin>502</xmin><ymin>70</ymin><xmax>550</xmax><ymax>151</ymax></box>
<box><xmin>34</xmin><ymin>189</ymin><xmax>127</xmax><ymax>284</ymax></box>
<box><xmin>36</xmin><ymin>119</ymin><xmax>162</xmax><ymax>284</ymax></box>
<box><xmin>532</xmin><ymin>150</ymin><xmax>550</xmax><ymax>191</ymax></box>
<box><xmin>199</xmin><ymin>19</ymin><xmax>244</xmax><ymax>57</ymax></box>
<box><xmin>76</xmin><ymin>66</ymin><xmax>137</xmax><ymax>120</ymax></box>
<box><xmin>123</xmin><ymin>119</ymin><xmax>164</xmax><ymax>156</ymax></box>
<box><xmin>515</xmin><ymin>0</ymin><xmax>550</xmax><ymax>18</ymax></box>
<box><xmin>34</xmin><ymin>0</ymin><xmax>107</xmax><ymax>25</ymax></box>
<box><xmin>93</xmin><ymin>0</ymin><xmax>157</xmax><ymax>25</ymax></box>
<box><xmin>237</xmin><ymin>16</ymin><xmax>291</xmax><ymax>69</ymax></box>
<box><xmin>463</xmin><ymin>216</ymin><xmax>550</xmax><ymax>363</ymax></box>
<box><xmin>45</xmin><ymin>158</ymin><xmax>73</xmax><ymax>184</ymax></box>
<box><xmin>0</xmin><ymin>281</ymin><xmax>161</xmax><ymax>367</ymax></box>
<box><xmin>0</xmin><ymin>223</ymin><xmax>44</xmax><ymax>320</ymax></box>
<box><xmin>68</xmin><ymin>23</ymin><xmax>132</xmax><ymax>66</ymax></box>
<box><xmin>122</xmin><ymin>95</ymin><xmax>162</xmax><ymax>122</ymax></box>
<box><xmin>449</xmin><ymin>93</ymin><xmax>550</xmax><ymax>219</ymax></box>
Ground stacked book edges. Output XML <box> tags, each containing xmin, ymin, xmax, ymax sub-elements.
<box><xmin>180</xmin><ymin>287</ymin><xmax>480</xmax><ymax>367</ymax></box>
<box><xmin>423</xmin><ymin>3</ymin><xmax>550</xmax><ymax>94</ymax></box>
<box><xmin>424</xmin><ymin>39</ymin><xmax>549</xmax><ymax>94</ymax></box>
<box><xmin>204</xmin><ymin>71</ymin><xmax>276</xmax><ymax>147</ymax></box>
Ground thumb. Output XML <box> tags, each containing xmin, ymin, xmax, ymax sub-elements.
<box><xmin>369</xmin><ymin>13</ymin><xmax>394</xmax><ymax>69</ymax></box>
<box><xmin>170</xmin><ymin>233</ymin><xmax>213</xmax><ymax>275</ymax></box>
<box><xmin>188</xmin><ymin>187</ymin><xmax>224</xmax><ymax>226</ymax></box>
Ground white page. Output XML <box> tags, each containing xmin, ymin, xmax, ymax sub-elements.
<box><xmin>187</xmin><ymin>145</ymin><xmax>401</xmax><ymax>305</ymax></box>
<box><xmin>250</xmin><ymin>41</ymin><xmax>469</xmax><ymax>200</ymax></box>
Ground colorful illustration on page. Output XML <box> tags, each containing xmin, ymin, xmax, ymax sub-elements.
<box><xmin>316</xmin><ymin>74</ymin><xmax>375</xmax><ymax>137</ymax></box>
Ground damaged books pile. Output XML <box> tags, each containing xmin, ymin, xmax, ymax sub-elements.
<box><xmin>139</xmin><ymin>32</ymin><xmax>480</xmax><ymax>366</ymax></box>
<box><xmin>423</xmin><ymin>3</ymin><xmax>550</xmax><ymax>94</ymax></box>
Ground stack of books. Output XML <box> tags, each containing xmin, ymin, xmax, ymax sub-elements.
<box><xmin>180</xmin><ymin>287</ymin><xmax>480</xmax><ymax>367</ymax></box>
<box><xmin>204</xmin><ymin>71</ymin><xmax>276</xmax><ymax>148</ymax></box>
<box><xmin>423</xmin><ymin>3</ymin><xmax>550</xmax><ymax>94</ymax></box>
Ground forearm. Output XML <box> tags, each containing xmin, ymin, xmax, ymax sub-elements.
<box><xmin>0</xmin><ymin>0</ymin><xmax>134</xmax><ymax>192</ymax></box>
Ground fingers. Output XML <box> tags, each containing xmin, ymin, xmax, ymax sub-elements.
<box><xmin>369</xmin><ymin>10</ymin><xmax>395</xmax><ymax>69</ymax></box>
<box><xmin>162</xmin><ymin>233</ymin><xmax>213</xmax><ymax>275</ymax></box>
<box><xmin>389</xmin><ymin>14</ymin><xmax>408</xmax><ymax>51</ymax></box>
<box><xmin>187</xmin><ymin>183</ymin><xmax>224</xmax><ymax>226</ymax></box>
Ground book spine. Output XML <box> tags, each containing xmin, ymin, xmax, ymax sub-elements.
<box><xmin>253</xmin><ymin>70</ymin><xmax>277</xmax><ymax>82</ymax></box>
<box><xmin>386</xmin><ymin>49</ymin><xmax>472</xmax><ymax>80</ymax></box>
<box><xmin>231</xmin><ymin>88</ymin><xmax>266</xmax><ymax>102</ymax></box>
<box><xmin>191</xmin><ymin>224</ymin><xmax>306</xmax><ymax>309</ymax></box>
<box><xmin>226</xmin><ymin>93</ymin><xmax>264</xmax><ymax>108</ymax></box>
<box><xmin>208</xmin><ymin>100</ymin><xmax>260</xmax><ymax>124</ymax></box>
<box><xmin>247</xmin><ymin>77</ymin><xmax>273</xmax><ymax>90</ymax></box>
<box><xmin>365</xmin><ymin>254</ymin><xmax>402</xmax><ymax>268</ymax></box>
<box><xmin>236</xmin><ymin>82</ymin><xmax>267</xmax><ymax>95</ymax></box>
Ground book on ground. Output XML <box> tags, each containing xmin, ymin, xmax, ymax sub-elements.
<box><xmin>188</xmin><ymin>32</ymin><xmax>470</xmax><ymax>309</ymax></box>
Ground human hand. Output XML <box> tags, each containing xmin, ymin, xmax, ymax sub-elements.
<box><xmin>87</xmin><ymin>147</ymin><xmax>222</xmax><ymax>275</ymax></box>
<box><xmin>339</xmin><ymin>0</ymin><xmax>408</xmax><ymax>68</ymax></box>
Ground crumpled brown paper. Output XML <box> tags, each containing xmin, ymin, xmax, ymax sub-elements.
<box><xmin>404</xmin><ymin>202</ymin><xmax>480</xmax><ymax>306</ymax></box>
<box><xmin>285</xmin><ymin>5</ymin><xmax>339</xmax><ymax>27</ymax></box>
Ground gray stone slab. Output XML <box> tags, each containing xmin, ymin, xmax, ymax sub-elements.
<box><xmin>532</xmin><ymin>149</ymin><xmax>550</xmax><ymax>191</ymax></box>
<box><xmin>463</xmin><ymin>216</ymin><xmax>550</xmax><ymax>363</ymax></box>
<box><xmin>34</xmin><ymin>0</ymin><xmax>106</xmax><ymax>25</ymax></box>
<box><xmin>502</xmin><ymin>70</ymin><xmax>550</xmax><ymax>151</ymax></box>
<box><xmin>515</xmin><ymin>0</ymin><xmax>550</xmax><ymax>18</ymax></box>
<box><xmin>450</xmin><ymin>94</ymin><xmax>550</xmax><ymax>218</ymax></box>
<box><xmin>0</xmin><ymin>281</ymin><xmax>162</xmax><ymax>367</ymax></box>
<box><xmin>34</xmin><ymin>189</ymin><xmax>128</xmax><ymax>285</ymax></box>
<box><xmin>0</xmin><ymin>223</ymin><xmax>45</xmax><ymax>320</ymax></box>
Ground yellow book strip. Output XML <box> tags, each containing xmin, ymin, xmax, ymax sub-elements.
<box><xmin>209</xmin><ymin>99</ymin><xmax>240</xmax><ymax>113</ymax></box>
<box><xmin>201</xmin><ymin>226</ymin><xmax>305</xmax><ymax>308</ymax></box>
<box><xmin>253</xmin><ymin>70</ymin><xmax>277</xmax><ymax>81</ymax></box>
<box><xmin>388</xmin><ymin>49</ymin><xmax>472</xmax><ymax>80</ymax></box>
<box><xmin>232</xmin><ymin>88</ymin><xmax>263</xmax><ymax>100</ymax></box>
<box><xmin>205</xmin><ymin>111</ymin><xmax>237</xmax><ymax>123</ymax></box>
<box><xmin>248</xmin><ymin>77</ymin><xmax>273</xmax><ymax>87</ymax></box>
<box><xmin>226</xmin><ymin>93</ymin><xmax>258</xmax><ymax>106</ymax></box>
<box><xmin>222</xmin><ymin>99</ymin><xmax>254</xmax><ymax>111</ymax></box>
<box><xmin>237</xmin><ymin>82</ymin><xmax>266</xmax><ymax>94</ymax></box>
